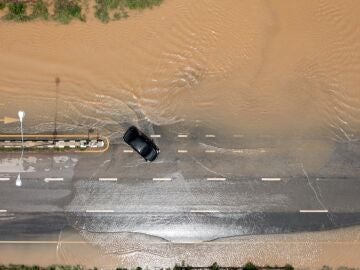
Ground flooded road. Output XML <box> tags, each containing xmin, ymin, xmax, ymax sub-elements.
<box><xmin>1</xmin><ymin>0</ymin><xmax>360</xmax><ymax>268</ymax></box>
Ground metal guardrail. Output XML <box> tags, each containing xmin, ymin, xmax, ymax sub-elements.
<box><xmin>0</xmin><ymin>135</ymin><xmax>108</xmax><ymax>152</ymax></box>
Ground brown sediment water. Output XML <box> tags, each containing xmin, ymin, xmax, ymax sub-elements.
<box><xmin>0</xmin><ymin>0</ymin><xmax>359</xmax><ymax>139</ymax></box>
<box><xmin>0</xmin><ymin>226</ymin><xmax>360</xmax><ymax>268</ymax></box>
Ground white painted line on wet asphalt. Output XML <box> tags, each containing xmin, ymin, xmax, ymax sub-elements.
<box><xmin>232</xmin><ymin>150</ymin><xmax>243</xmax><ymax>153</ymax></box>
<box><xmin>0</xmin><ymin>241</ymin><xmax>87</xmax><ymax>244</ymax></box>
<box><xmin>177</xmin><ymin>150</ymin><xmax>188</xmax><ymax>153</ymax></box>
<box><xmin>0</xmin><ymin>210</ymin><xmax>7</xmax><ymax>213</ymax></box>
<box><xmin>299</xmin><ymin>210</ymin><xmax>329</xmax><ymax>213</ymax></box>
<box><xmin>190</xmin><ymin>210</ymin><xmax>220</xmax><ymax>213</ymax></box>
<box><xmin>178</xmin><ymin>134</ymin><xmax>188</xmax><ymax>138</ymax></box>
<box><xmin>99</xmin><ymin>178</ymin><xmax>117</xmax><ymax>182</ymax></box>
<box><xmin>207</xmin><ymin>177</ymin><xmax>226</xmax><ymax>181</ymax></box>
<box><xmin>123</xmin><ymin>149</ymin><xmax>134</xmax><ymax>153</ymax></box>
<box><xmin>205</xmin><ymin>150</ymin><xmax>216</xmax><ymax>153</ymax></box>
<box><xmin>44</xmin><ymin>178</ymin><xmax>63</xmax><ymax>182</ymax></box>
<box><xmin>86</xmin><ymin>210</ymin><xmax>114</xmax><ymax>213</ymax></box>
<box><xmin>205</xmin><ymin>134</ymin><xmax>216</xmax><ymax>138</ymax></box>
<box><xmin>0</xmin><ymin>177</ymin><xmax>10</xmax><ymax>181</ymax></box>
<box><xmin>261</xmin><ymin>177</ymin><xmax>281</xmax><ymax>181</ymax></box>
<box><xmin>150</xmin><ymin>134</ymin><xmax>161</xmax><ymax>138</ymax></box>
<box><xmin>152</xmin><ymin>177</ymin><xmax>172</xmax><ymax>181</ymax></box>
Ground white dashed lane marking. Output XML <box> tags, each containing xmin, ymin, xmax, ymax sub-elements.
<box><xmin>85</xmin><ymin>210</ymin><xmax>114</xmax><ymax>213</ymax></box>
<box><xmin>190</xmin><ymin>210</ymin><xmax>220</xmax><ymax>213</ymax></box>
<box><xmin>261</xmin><ymin>177</ymin><xmax>281</xmax><ymax>181</ymax></box>
<box><xmin>205</xmin><ymin>150</ymin><xmax>216</xmax><ymax>153</ymax></box>
<box><xmin>177</xmin><ymin>134</ymin><xmax>188</xmax><ymax>138</ymax></box>
<box><xmin>123</xmin><ymin>149</ymin><xmax>134</xmax><ymax>153</ymax></box>
<box><xmin>205</xmin><ymin>134</ymin><xmax>216</xmax><ymax>138</ymax></box>
<box><xmin>0</xmin><ymin>177</ymin><xmax>10</xmax><ymax>181</ymax></box>
<box><xmin>299</xmin><ymin>210</ymin><xmax>329</xmax><ymax>213</ymax></box>
<box><xmin>177</xmin><ymin>150</ymin><xmax>188</xmax><ymax>153</ymax></box>
<box><xmin>0</xmin><ymin>210</ymin><xmax>7</xmax><ymax>213</ymax></box>
<box><xmin>153</xmin><ymin>177</ymin><xmax>172</xmax><ymax>181</ymax></box>
<box><xmin>99</xmin><ymin>178</ymin><xmax>117</xmax><ymax>182</ymax></box>
<box><xmin>44</xmin><ymin>178</ymin><xmax>63</xmax><ymax>182</ymax></box>
<box><xmin>207</xmin><ymin>177</ymin><xmax>226</xmax><ymax>181</ymax></box>
<box><xmin>150</xmin><ymin>135</ymin><xmax>161</xmax><ymax>138</ymax></box>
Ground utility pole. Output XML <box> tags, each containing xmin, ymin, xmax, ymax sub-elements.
<box><xmin>53</xmin><ymin>77</ymin><xmax>60</xmax><ymax>140</ymax></box>
<box><xmin>16</xmin><ymin>111</ymin><xmax>25</xmax><ymax>187</ymax></box>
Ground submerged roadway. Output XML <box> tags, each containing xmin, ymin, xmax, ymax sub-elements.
<box><xmin>0</xmin><ymin>123</ymin><xmax>359</xmax><ymax>243</ymax></box>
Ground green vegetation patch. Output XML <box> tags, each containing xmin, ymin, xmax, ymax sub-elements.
<box><xmin>125</xmin><ymin>0</ymin><xmax>163</xmax><ymax>10</ymax></box>
<box><xmin>0</xmin><ymin>0</ymin><xmax>6</xmax><ymax>10</ymax></box>
<box><xmin>0</xmin><ymin>263</ymin><xmax>298</xmax><ymax>270</ymax></box>
<box><xmin>3</xmin><ymin>1</ymin><xmax>31</xmax><ymax>22</ymax></box>
<box><xmin>94</xmin><ymin>0</ymin><xmax>128</xmax><ymax>23</ymax></box>
<box><xmin>30</xmin><ymin>0</ymin><xmax>49</xmax><ymax>20</ymax></box>
<box><xmin>53</xmin><ymin>0</ymin><xmax>86</xmax><ymax>24</ymax></box>
<box><xmin>243</xmin><ymin>262</ymin><xmax>258</xmax><ymax>270</ymax></box>
<box><xmin>1</xmin><ymin>0</ymin><xmax>163</xmax><ymax>23</ymax></box>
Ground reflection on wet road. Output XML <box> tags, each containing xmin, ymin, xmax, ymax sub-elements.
<box><xmin>0</xmin><ymin>124</ymin><xmax>359</xmax><ymax>243</ymax></box>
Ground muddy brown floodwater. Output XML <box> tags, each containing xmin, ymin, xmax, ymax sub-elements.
<box><xmin>0</xmin><ymin>0</ymin><xmax>359</xmax><ymax>139</ymax></box>
<box><xmin>1</xmin><ymin>0</ymin><xmax>360</xmax><ymax>268</ymax></box>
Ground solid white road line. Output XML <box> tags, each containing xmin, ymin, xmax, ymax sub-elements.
<box><xmin>0</xmin><ymin>210</ymin><xmax>7</xmax><ymax>213</ymax></box>
<box><xmin>85</xmin><ymin>210</ymin><xmax>114</xmax><ymax>213</ymax></box>
<box><xmin>150</xmin><ymin>134</ymin><xmax>161</xmax><ymax>138</ymax></box>
<box><xmin>123</xmin><ymin>149</ymin><xmax>134</xmax><ymax>153</ymax></box>
<box><xmin>299</xmin><ymin>210</ymin><xmax>329</xmax><ymax>213</ymax></box>
<box><xmin>261</xmin><ymin>177</ymin><xmax>281</xmax><ymax>181</ymax></box>
<box><xmin>0</xmin><ymin>177</ymin><xmax>10</xmax><ymax>181</ymax></box>
<box><xmin>99</xmin><ymin>178</ymin><xmax>117</xmax><ymax>181</ymax></box>
<box><xmin>205</xmin><ymin>150</ymin><xmax>216</xmax><ymax>153</ymax></box>
<box><xmin>44</xmin><ymin>178</ymin><xmax>63</xmax><ymax>182</ymax></box>
<box><xmin>190</xmin><ymin>210</ymin><xmax>220</xmax><ymax>213</ymax></box>
<box><xmin>177</xmin><ymin>150</ymin><xmax>188</xmax><ymax>153</ymax></box>
<box><xmin>205</xmin><ymin>134</ymin><xmax>216</xmax><ymax>138</ymax></box>
<box><xmin>178</xmin><ymin>134</ymin><xmax>188</xmax><ymax>138</ymax></box>
<box><xmin>0</xmin><ymin>241</ymin><xmax>88</xmax><ymax>244</ymax></box>
<box><xmin>152</xmin><ymin>177</ymin><xmax>172</xmax><ymax>181</ymax></box>
<box><xmin>207</xmin><ymin>177</ymin><xmax>226</xmax><ymax>181</ymax></box>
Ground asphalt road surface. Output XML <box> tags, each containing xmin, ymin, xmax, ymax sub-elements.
<box><xmin>0</xmin><ymin>124</ymin><xmax>360</xmax><ymax>243</ymax></box>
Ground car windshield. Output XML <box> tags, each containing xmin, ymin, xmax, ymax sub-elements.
<box><xmin>140</xmin><ymin>144</ymin><xmax>152</xmax><ymax>156</ymax></box>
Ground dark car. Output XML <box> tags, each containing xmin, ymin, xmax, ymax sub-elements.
<box><xmin>123</xmin><ymin>126</ymin><xmax>159</xmax><ymax>162</ymax></box>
